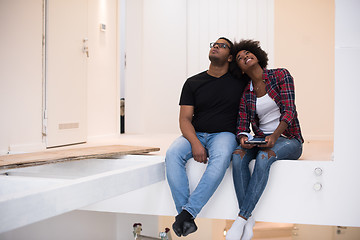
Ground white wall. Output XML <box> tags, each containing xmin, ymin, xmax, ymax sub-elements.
<box><xmin>0</xmin><ymin>0</ymin><xmax>44</xmax><ymax>154</ymax></box>
<box><xmin>141</xmin><ymin>0</ymin><xmax>188</xmax><ymax>134</ymax></box>
<box><xmin>0</xmin><ymin>0</ymin><xmax>120</xmax><ymax>153</ymax></box>
<box><xmin>124</xmin><ymin>0</ymin><xmax>274</xmax><ymax>134</ymax></box>
<box><xmin>123</xmin><ymin>0</ymin><xmax>145</xmax><ymax>134</ymax></box>
<box><xmin>187</xmin><ymin>0</ymin><xmax>274</xmax><ymax>77</ymax></box>
<box><xmin>332</xmin><ymin>0</ymin><xmax>360</xmax><ymax>222</ymax></box>
<box><xmin>125</xmin><ymin>0</ymin><xmax>187</xmax><ymax>134</ymax></box>
<box><xmin>87</xmin><ymin>0</ymin><xmax>119</xmax><ymax>139</ymax></box>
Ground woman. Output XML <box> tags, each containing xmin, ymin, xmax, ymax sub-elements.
<box><xmin>226</xmin><ymin>40</ymin><xmax>304</xmax><ymax>240</ymax></box>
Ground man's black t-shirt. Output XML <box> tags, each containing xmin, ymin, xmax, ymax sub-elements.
<box><xmin>179</xmin><ymin>71</ymin><xmax>246</xmax><ymax>134</ymax></box>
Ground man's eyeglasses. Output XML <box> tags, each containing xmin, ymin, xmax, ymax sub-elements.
<box><xmin>210</xmin><ymin>42</ymin><xmax>230</xmax><ymax>49</ymax></box>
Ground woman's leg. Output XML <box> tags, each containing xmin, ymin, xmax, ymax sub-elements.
<box><xmin>226</xmin><ymin>145</ymin><xmax>257</xmax><ymax>240</ymax></box>
<box><xmin>226</xmin><ymin>137</ymin><xmax>302</xmax><ymax>240</ymax></box>
<box><xmin>232</xmin><ymin>145</ymin><xmax>257</xmax><ymax>210</ymax></box>
<box><xmin>239</xmin><ymin>137</ymin><xmax>302</xmax><ymax>219</ymax></box>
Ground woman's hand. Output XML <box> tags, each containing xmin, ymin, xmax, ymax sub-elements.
<box><xmin>192</xmin><ymin>142</ymin><xmax>208</xmax><ymax>164</ymax></box>
<box><xmin>261</xmin><ymin>121</ymin><xmax>288</xmax><ymax>148</ymax></box>
<box><xmin>262</xmin><ymin>134</ymin><xmax>279</xmax><ymax>148</ymax></box>
<box><xmin>240</xmin><ymin>136</ymin><xmax>255</xmax><ymax>149</ymax></box>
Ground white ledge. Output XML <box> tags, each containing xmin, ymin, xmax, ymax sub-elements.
<box><xmin>84</xmin><ymin>157</ymin><xmax>359</xmax><ymax>227</ymax></box>
<box><xmin>0</xmin><ymin>155</ymin><xmax>165</xmax><ymax>234</ymax></box>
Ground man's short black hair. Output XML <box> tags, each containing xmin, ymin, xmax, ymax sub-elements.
<box><xmin>218</xmin><ymin>37</ymin><xmax>234</xmax><ymax>54</ymax></box>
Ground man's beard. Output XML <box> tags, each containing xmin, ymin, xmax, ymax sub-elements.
<box><xmin>209</xmin><ymin>55</ymin><xmax>226</xmax><ymax>67</ymax></box>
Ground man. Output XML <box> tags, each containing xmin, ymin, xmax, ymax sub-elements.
<box><xmin>165</xmin><ymin>37</ymin><xmax>247</xmax><ymax>237</ymax></box>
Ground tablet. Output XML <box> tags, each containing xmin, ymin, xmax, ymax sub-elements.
<box><xmin>244</xmin><ymin>140</ymin><xmax>267</xmax><ymax>145</ymax></box>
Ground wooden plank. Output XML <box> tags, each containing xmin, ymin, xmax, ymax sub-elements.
<box><xmin>0</xmin><ymin>145</ymin><xmax>160</xmax><ymax>170</ymax></box>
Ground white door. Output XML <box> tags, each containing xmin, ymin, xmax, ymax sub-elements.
<box><xmin>45</xmin><ymin>0</ymin><xmax>88</xmax><ymax>147</ymax></box>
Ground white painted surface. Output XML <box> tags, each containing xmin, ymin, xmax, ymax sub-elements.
<box><xmin>87</xmin><ymin>0</ymin><xmax>119</xmax><ymax>138</ymax></box>
<box><xmin>125</xmin><ymin>0</ymin><xmax>187</xmax><ymax>134</ymax></box>
<box><xmin>0</xmin><ymin>0</ymin><xmax>44</xmax><ymax>154</ymax></box>
<box><xmin>186</xmin><ymin>0</ymin><xmax>274</xmax><ymax>78</ymax></box>
<box><xmin>85</xmin><ymin>158</ymin><xmax>356</xmax><ymax>226</ymax></box>
<box><xmin>46</xmin><ymin>0</ymin><xmax>88</xmax><ymax>147</ymax></box>
<box><xmin>125</xmin><ymin>0</ymin><xmax>274</xmax><ymax>134</ymax></box>
<box><xmin>83</xmin><ymin>158</ymin><xmax>235</xmax><ymax>218</ymax></box>
<box><xmin>123</xmin><ymin>0</ymin><xmax>145</xmax><ymax>134</ymax></box>
<box><xmin>0</xmin><ymin>0</ymin><xmax>119</xmax><ymax>153</ymax></box>
<box><xmin>0</xmin><ymin>155</ymin><xmax>165</xmax><ymax>234</ymax></box>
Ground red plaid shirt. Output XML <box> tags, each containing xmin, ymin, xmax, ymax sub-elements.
<box><xmin>237</xmin><ymin>68</ymin><xmax>304</xmax><ymax>142</ymax></box>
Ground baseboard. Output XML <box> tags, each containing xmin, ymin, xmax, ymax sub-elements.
<box><xmin>6</xmin><ymin>142</ymin><xmax>47</xmax><ymax>154</ymax></box>
<box><xmin>87</xmin><ymin>133</ymin><xmax>121</xmax><ymax>142</ymax></box>
<box><xmin>302</xmin><ymin>135</ymin><xmax>334</xmax><ymax>142</ymax></box>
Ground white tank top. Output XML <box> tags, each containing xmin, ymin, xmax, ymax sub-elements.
<box><xmin>256</xmin><ymin>93</ymin><xmax>281</xmax><ymax>134</ymax></box>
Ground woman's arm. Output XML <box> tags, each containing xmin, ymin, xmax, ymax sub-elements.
<box><xmin>237</xmin><ymin>95</ymin><xmax>251</xmax><ymax>136</ymax></box>
<box><xmin>262</xmin><ymin>69</ymin><xmax>295</xmax><ymax>148</ymax></box>
<box><xmin>237</xmin><ymin>94</ymin><xmax>254</xmax><ymax>149</ymax></box>
<box><xmin>263</xmin><ymin>121</ymin><xmax>288</xmax><ymax>148</ymax></box>
<box><xmin>179</xmin><ymin>105</ymin><xmax>208</xmax><ymax>163</ymax></box>
<box><xmin>278</xmin><ymin>69</ymin><xmax>296</xmax><ymax>126</ymax></box>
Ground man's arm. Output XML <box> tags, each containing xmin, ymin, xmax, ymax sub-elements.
<box><xmin>179</xmin><ymin>105</ymin><xmax>208</xmax><ymax>163</ymax></box>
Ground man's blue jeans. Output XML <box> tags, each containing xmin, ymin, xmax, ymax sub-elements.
<box><xmin>232</xmin><ymin>136</ymin><xmax>302</xmax><ymax>219</ymax></box>
<box><xmin>165</xmin><ymin>132</ymin><xmax>238</xmax><ymax>218</ymax></box>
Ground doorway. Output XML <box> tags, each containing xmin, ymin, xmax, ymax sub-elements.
<box><xmin>44</xmin><ymin>0</ymin><xmax>88</xmax><ymax>148</ymax></box>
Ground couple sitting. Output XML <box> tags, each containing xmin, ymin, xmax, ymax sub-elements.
<box><xmin>165</xmin><ymin>37</ymin><xmax>303</xmax><ymax>239</ymax></box>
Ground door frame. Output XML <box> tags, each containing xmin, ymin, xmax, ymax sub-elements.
<box><xmin>42</xmin><ymin>0</ymin><xmax>88</xmax><ymax>148</ymax></box>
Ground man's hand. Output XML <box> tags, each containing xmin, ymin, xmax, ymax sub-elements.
<box><xmin>192</xmin><ymin>142</ymin><xmax>208</xmax><ymax>164</ymax></box>
<box><xmin>179</xmin><ymin>105</ymin><xmax>208</xmax><ymax>163</ymax></box>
